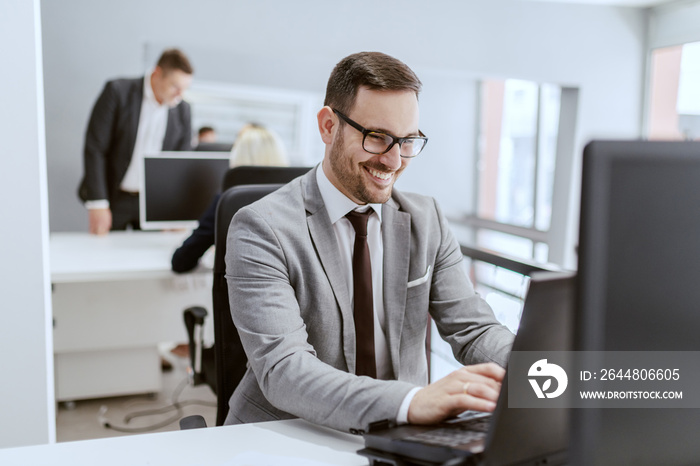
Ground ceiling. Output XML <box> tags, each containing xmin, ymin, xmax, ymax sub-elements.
<box><xmin>522</xmin><ymin>0</ymin><xmax>678</xmax><ymax>7</ymax></box>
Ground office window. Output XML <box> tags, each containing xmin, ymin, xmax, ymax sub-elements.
<box><xmin>429</xmin><ymin>78</ymin><xmax>574</xmax><ymax>382</ymax></box>
<box><xmin>648</xmin><ymin>41</ymin><xmax>700</xmax><ymax>140</ymax></box>
<box><xmin>469</xmin><ymin>78</ymin><xmax>567</xmax><ymax>324</ymax></box>
<box><xmin>475</xmin><ymin>79</ymin><xmax>561</xmax><ymax>252</ymax></box>
<box><xmin>429</xmin><ymin>255</ymin><xmax>530</xmax><ymax>382</ymax></box>
<box><xmin>470</xmin><ymin>257</ymin><xmax>529</xmax><ymax>334</ymax></box>
<box><xmin>451</xmin><ymin>77</ymin><xmax>568</xmax><ymax>325</ymax></box>
<box><xmin>460</xmin><ymin>77</ymin><xmax>568</xmax><ymax>288</ymax></box>
<box><xmin>477</xmin><ymin>229</ymin><xmax>533</xmax><ymax>261</ymax></box>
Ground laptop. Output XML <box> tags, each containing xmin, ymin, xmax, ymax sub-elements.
<box><xmin>358</xmin><ymin>272</ymin><xmax>575</xmax><ymax>466</ymax></box>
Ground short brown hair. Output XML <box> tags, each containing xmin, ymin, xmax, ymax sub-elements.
<box><xmin>198</xmin><ymin>126</ymin><xmax>215</xmax><ymax>136</ymax></box>
<box><xmin>156</xmin><ymin>48</ymin><xmax>193</xmax><ymax>75</ymax></box>
<box><xmin>324</xmin><ymin>51</ymin><xmax>421</xmax><ymax>115</ymax></box>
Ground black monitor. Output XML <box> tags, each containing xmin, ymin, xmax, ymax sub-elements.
<box><xmin>574</xmin><ymin>140</ymin><xmax>700</xmax><ymax>465</ymax></box>
<box><xmin>139</xmin><ymin>152</ymin><xmax>229</xmax><ymax>230</ymax></box>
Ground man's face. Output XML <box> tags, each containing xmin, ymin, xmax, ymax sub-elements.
<box><xmin>199</xmin><ymin>130</ymin><xmax>216</xmax><ymax>143</ymax></box>
<box><xmin>151</xmin><ymin>67</ymin><xmax>192</xmax><ymax>107</ymax></box>
<box><xmin>324</xmin><ymin>87</ymin><xmax>419</xmax><ymax>204</ymax></box>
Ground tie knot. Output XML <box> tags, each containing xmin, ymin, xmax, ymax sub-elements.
<box><xmin>345</xmin><ymin>209</ymin><xmax>372</xmax><ymax>237</ymax></box>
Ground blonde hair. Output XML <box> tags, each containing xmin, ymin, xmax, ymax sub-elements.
<box><xmin>229</xmin><ymin>124</ymin><xmax>288</xmax><ymax>168</ymax></box>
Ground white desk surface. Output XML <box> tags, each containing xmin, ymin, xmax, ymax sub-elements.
<box><xmin>0</xmin><ymin>419</ymin><xmax>367</xmax><ymax>465</ymax></box>
<box><xmin>50</xmin><ymin>230</ymin><xmax>198</xmax><ymax>283</ymax></box>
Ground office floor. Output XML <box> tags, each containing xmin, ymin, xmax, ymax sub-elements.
<box><xmin>56</xmin><ymin>347</ymin><xmax>217</xmax><ymax>443</ymax></box>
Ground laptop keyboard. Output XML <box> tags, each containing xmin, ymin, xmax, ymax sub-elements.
<box><xmin>403</xmin><ymin>418</ymin><xmax>490</xmax><ymax>448</ymax></box>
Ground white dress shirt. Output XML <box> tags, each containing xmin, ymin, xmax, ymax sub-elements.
<box><xmin>315</xmin><ymin>166</ymin><xmax>419</xmax><ymax>423</ymax></box>
<box><xmin>119</xmin><ymin>73</ymin><xmax>169</xmax><ymax>193</ymax></box>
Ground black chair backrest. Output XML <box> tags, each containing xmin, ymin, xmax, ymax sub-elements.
<box><xmin>195</xmin><ymin>142</ymin><xmax>234</xmax><ymax>152</ymax></box>
<box><xmin>211</xmin><ymin>166</ymin><xmax>311</xmax><ymax>426</ymax></box>
<box><xmin>222</xmin><ymin>165</ymin><xmax>311</xmax><ymax>191</ymax></box>
<box><xmin>212</xmin><ymin>184</ymin><xmax>283</xmax><ymax>426</ymax></box>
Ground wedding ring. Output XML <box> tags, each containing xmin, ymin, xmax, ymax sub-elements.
<box><xmin>463</xmin><ymin>382</ymin><xmax>471</xmax><ymax>395</ymax></box>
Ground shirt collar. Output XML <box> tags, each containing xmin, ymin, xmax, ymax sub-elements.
<box><xmin>143</xmin><ymin>71</ymin><xmax>166</xmax><ymax>108</ymax></box>
<box><xmin>316</xmin><ymin>164</ymin><xmax>382</xmax><ymax>225</ymax></box>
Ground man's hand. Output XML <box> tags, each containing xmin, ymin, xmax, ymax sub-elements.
<box><xmin>89</xmin><ymin>208</ymin><xmax>112</xmax><ymax>235</ymax></box>
<box><xmin>407</xmin><ymin>363</ymin><xmax>505</xmax><ymax>425</ymax></box>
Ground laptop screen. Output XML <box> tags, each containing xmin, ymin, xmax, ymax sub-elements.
<box><xmin>361</xmin><ymin>272</ymin><xmax>575</xmax><ymax>466</ymax></box>
<box><xmin>485</xmin><ymin>272</ymin><xmax>574</xmax><ymax>465</ymax></box>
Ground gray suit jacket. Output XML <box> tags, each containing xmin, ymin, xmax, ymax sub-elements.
<box><xmin>224</xmin><ymin>167</ymin><xmax>514</xmax><ymax>433</ymax></box>
<box><xmin>78</xmin><ymin>77</ymin><xmax>191</xmax><ymax>203</ymax></box>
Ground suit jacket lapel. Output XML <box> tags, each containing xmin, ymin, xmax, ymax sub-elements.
<box><xmin>302</xmin><ymin>168</ymin><xmax>357</xmax><ymax>372</ymax></box>
<box><xmin>125</xmin><ymin>78</ymin><xmax>143</xmax><ymax>159</ymax></box>
<box><xmin>163</xmin><ymin>105</ymin><xmax>182</xmax><ymax>149</ymax></box>
<box><xmin>382</xmin><ymin>197</ymin><xmax>411</xmax><ymax>378</ymax></box>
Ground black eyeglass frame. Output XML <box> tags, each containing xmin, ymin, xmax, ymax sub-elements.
<box><xmin>332</xmin><ymin>109</ymin><xmax>428</xmax><ymax>158</ymax></box>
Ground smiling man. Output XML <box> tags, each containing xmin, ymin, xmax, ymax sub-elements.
<box><xmin>224</xmin><ymin>52</ymin><xmax>514</xmax><ymax>433</ymax></box>
<box><xmin>78</xmin><ymin>48</ymin><xmax>193</xmax><ymax>234</ymax></box>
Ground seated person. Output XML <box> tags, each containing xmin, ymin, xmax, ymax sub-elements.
<box><xmin>171</xmin><ymin>124</ymin><xmax>288</xmax><ymax>273</ymax></box>
<box><xmin>224</xmin><ymin>52</ymin><xmax>514</xmax><ymax>433</ymax></box>
<box><xmin>197</xmin><ymin>126</ymin><xmax>217</xmax><ymax>144</ymax></box>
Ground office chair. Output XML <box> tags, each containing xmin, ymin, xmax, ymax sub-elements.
<box><xmin>222</xmin><ymin>165</ymin><xmax>311</xmax><ymax>191</ymax></box>
<box><xmin>180</xmin><ymin>166</ymin><xmax>312</xmax><ymax>428</ymax></box>
<box><xmin>213</xmin><ymin>183</ymin><xmax>286</xmax><ymax>425</ymax></box>
<box><xmin>181</xmin><ymin>183</ymin><xmax>286</xmax><ymax>428</ymax></box>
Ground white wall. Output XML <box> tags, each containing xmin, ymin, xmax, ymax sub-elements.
<box><xmin>42</xmin><ymin>0</ymin><xmax>647</xmax><ymax>268</ymax></box>
<box><xmin>0</xmin><ymin>0</ymin><xmax>55</xmax><ymax>448</ymax></box>
<box><xmin>649</xmin><ymin>0</ymin><xmax>700</xmax><ymax>49</ymax></box>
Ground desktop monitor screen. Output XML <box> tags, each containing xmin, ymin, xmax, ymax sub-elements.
<box><xmin>139</xmin><ymin>152</ymin><xmax>230</xmax><ymax>230</ymax></box>
<box><xmin>574</xmin><ymin>140</ymin><xmax>700</xmax><ymax>466</ymax></box>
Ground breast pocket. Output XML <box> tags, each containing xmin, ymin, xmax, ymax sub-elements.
<box><xmin>406</xmin><ymin>265</ymin><xmax>431</xmax><ymax>299</ymax></box>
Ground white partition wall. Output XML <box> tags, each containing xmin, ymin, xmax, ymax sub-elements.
<box><xmin>0</xmin><ymin>0</ymin><xmax>55</xmax><ymax>447</ymax></box>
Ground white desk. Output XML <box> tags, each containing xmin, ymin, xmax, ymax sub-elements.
<box><xmin>0</xmin><ymin>419</ymin><xmax>366</xmax><ymax>465</ymax></box>
<box><xmin>51</xmin><ymin>231</ymin><xmax>213</xmax><ymax>402</ymax></box>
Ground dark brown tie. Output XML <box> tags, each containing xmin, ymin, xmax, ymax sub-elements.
<box><xmin>345</xmin><ymin>209</ymin><xmax>377</xmax><ymax>378</ymax></box>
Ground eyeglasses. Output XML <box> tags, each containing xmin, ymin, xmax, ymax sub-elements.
<box><xmin>332</xmin><ymin>109</ymin><xmax>428</xmax><ymax>158</ymax></box>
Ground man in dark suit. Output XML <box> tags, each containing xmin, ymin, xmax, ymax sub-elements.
<box><xmin>78</xmin><ymin>48</ymin><xmax>194</xmax><ymax>235</ymax></box>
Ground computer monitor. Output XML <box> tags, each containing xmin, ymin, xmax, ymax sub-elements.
<box><xmin>139</xmin><ymin>152</ymin><xmax>230</xmax><ymax>230</ymax></box>
<box><xmin>574</xmin><ymin>140</ymin><xmax>700</xmax><ymax>465</ymax></box>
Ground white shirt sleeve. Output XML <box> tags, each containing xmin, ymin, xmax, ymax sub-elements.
<box><xmin>84</xmin><ymin>199</ymin><xmax>110</xmax><ymax>209</ymax></box>
<box><xmin>396</xmin><ymin>387</ymin><xmax>421</xmax><ymax>424</ymax></box>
